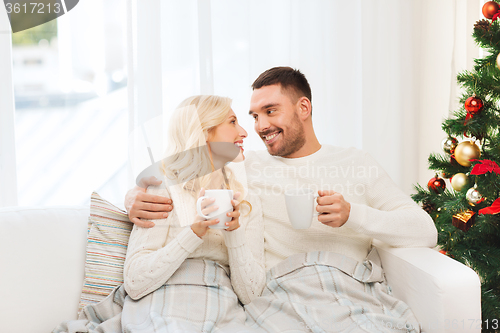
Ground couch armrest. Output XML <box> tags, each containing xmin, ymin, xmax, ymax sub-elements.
<box><xmin>373</xmin><ymin>240</ymin><xmax>481</xmax><ymax>333</ymax></box>
<box><xmin>0</xmin><ymin>205</ymin><xmax>90</xmax><ymax>333</ymax></box>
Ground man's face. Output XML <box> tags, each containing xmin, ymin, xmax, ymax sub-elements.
<box><xmin>249</xmin><ymin>84</ymin><xmax>306</xmax><ymax>157</ymax></box>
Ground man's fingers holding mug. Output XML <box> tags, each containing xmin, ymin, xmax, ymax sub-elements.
<box><xmin>316</xmin><ymin>202</ymin><xmax>343</xmax><ymax>214</ymax></box>
<box><xmin>316</xmin><ymin>191</ymin><xmax>344</xmax><ymax>206</ymax></box>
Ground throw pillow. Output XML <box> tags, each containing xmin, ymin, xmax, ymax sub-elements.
<box><xmin>78</xmin><ymin>192</ymin><xmax>132</xmax><ymax>313</ymax></box>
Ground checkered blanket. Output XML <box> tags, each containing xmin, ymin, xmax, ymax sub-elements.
<box><xmin>52</xmin><ymin>259</ymin><xmax>248</xmax><ymax>333</ymax></box>
<box><xmin>244</xmin><ymin>250</ymin><xmax>420</xmax><ymax>333</ymax></box>
<box><xmin>53</xmin><ymin>253</ymin><xmax>420</xmax><ymax>333</ymax></box>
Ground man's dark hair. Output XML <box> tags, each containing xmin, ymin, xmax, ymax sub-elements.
<box><xmin>252</xmin><ymin>67</ymin><xmax>312</xmax><ymax>106</ymax></box>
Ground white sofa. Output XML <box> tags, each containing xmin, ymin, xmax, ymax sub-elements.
<box><xmin>0</xmin><ymin>205</ymin><xmax>482</xmax><ymax>333</ymax></box>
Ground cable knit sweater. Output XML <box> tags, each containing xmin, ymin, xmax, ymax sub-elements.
<box><xmin>243</xmin><ymin>145</ymin><xmax>438</xmax><ymax>270</ymax></box>
<box><xmin>123</xmin><ymin>180</ymin><xmax>265</xmax><ymax>304</ymax></box>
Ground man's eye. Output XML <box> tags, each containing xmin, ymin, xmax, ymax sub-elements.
<box><xmin>267</xmin><ymin>110</ymin><xmax>275</xmax><ymax>115</ymax></box>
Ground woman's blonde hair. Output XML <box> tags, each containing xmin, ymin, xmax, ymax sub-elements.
<box><xmin>161</xmin><ymin>95</ymin><xmax>250</xmax><ymax>212</ymax></box>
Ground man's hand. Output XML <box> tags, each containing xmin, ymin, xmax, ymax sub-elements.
<box><xmin>316</xmin><ymin>190</ymin><xmax>351</xmax><ymax>228</ymax></box>
<box><xmin>124</xmin><ymin>178</ymin><xmax>173</xmax><ymax>228</ymax></box>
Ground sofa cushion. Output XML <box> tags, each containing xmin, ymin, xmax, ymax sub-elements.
<box><xmin>79</xmin><ymin>192</ymin><xmax>132</xmax><ymax>312</ymax></box>
<box><xmin>0</xmin><ymin>205</ymin><xmax>89</xmax><ymax>333</ymax></box>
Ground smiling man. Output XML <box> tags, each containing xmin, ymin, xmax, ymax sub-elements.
<box><xmin>125</xmin><ymin>67</ymin><xmax>437</xmax><ymax>332</ymax></box>
<box><xmin>249</xmin><ymin>70</ymin><xmax>313</xmax><ymax>159</ymax></box>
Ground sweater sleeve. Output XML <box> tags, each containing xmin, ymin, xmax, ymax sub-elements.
<box><xmin>223</xmin><ymin>193</ymin><xmax>266</xmax><ymax>305</ymax></box>
<box><xmin>343</xmin><ymin>152</ymin><xmax>438</xmax><ymax>248</ymax></box>
<box><xmin>123</xmin><ymin>185</ymin><xmax>203</xmax><ymax>300</ymax></box>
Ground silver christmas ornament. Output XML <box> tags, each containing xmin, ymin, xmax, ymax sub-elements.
<box><xmin>466</xmin><ymin>187</ymin><xmax>483</xmax><ymax>205</ymax></box>
<box><xmin>441</xmin><ymin>137</ymin><xmax>458</xmax><ymax>154</ymax></box>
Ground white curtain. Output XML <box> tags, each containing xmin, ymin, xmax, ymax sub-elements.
<box><xmin>128</xmin><ymin>0</ymin><xmax>481</xmax><ymax>195</ymax></box>
<box><xmin>0</xmin><ymin>8</ymin><xmax>18</xmax><ymax>207</ymax></box>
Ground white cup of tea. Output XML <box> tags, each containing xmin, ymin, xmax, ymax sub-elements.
<box><xmin>196</xmin><ymin>189</ymin><xmax>234</xmax><ymax>229</ymax></box>
<box><xmin>284</xmin><ymin>188</ymin><xmax>319</xmax><ymax>229</ymax></box>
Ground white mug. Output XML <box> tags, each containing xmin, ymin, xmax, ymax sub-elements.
<box><xmin>196</xmin><ymin>189</ymin><xmax>234</xmax><ymax>229</ymax></box>
<box><xmin>284</xmin><ymin>188</ymin><xmax>319</xmax><ymax>229</ymax></box>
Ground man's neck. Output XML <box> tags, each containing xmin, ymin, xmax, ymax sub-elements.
<box><xmin>282</xmin><ymin>137</ymin><xmax>322</xmax><ymax>159</ymax></box>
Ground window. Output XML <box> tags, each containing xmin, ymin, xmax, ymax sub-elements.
<box><xmin>12</xmin><ymin>0</ymin><xmax>128</xmax><ymax>207</ymax></box>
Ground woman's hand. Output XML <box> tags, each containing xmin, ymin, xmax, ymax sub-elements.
<box><xmin>225</xmin><ymin>192</ymin><xmax>241</xmax><ymax>231</ymax></box>
<box><xmin>191</xmin><ymin>188</ymin><xmax>221</xmax><ymax>238</ymax></box>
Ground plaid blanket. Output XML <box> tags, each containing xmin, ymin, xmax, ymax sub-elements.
<box><xmin>54</xmin><ymin>253</ymin><xmax>420</xmax><ymax>333</ymax></box>
<box><xmin>244</xmin><ymin>250</ymin><xmax>420</xmax><ymax>333</ymax></box>
<box><xmin>53</xmin><ymin>259</ymin><xmax>249</xmax><ymax>333</ymax></box>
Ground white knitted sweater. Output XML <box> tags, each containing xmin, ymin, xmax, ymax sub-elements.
<box><xmin>243</xmin><ymin>145</ymin><xmax>438</xmax><ymax>270</ymax></box>
<box><xmin>123</xmin><ymin>180</ymin><xmax>265</xmax><ymax>304</ymax></box>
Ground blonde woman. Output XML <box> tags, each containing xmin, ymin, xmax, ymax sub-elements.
<box><xmin>121</xmin><ymin>95</ymin><xmax>265</xmax><ymax>332</ymax></box>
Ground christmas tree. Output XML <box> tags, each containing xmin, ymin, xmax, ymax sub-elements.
<box><xmin>411</xmin><ymin>2</ymin><xmax>500</xmax><ymax>331</ymax></box>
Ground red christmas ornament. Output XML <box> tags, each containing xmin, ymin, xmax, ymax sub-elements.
<box><xmin>464</xmin><ymin>96</ymin><xmax>483</xmax><ymax>115</ymax></box>
<box><xmin>428</xmin><ymin>176</ymin><xmax>446</xmax><ymax>194</ymax></box>
<box><xmin>483</xmin><ymin>1</ymin><xmax>500</xmax><ymax>19</ymax></box>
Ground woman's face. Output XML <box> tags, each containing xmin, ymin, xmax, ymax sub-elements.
<box><xmin>208</xmin><ymin>109</ymin><xmax>248</xmax><ymax>162</ymax></box>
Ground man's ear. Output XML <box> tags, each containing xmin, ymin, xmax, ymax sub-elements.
<box><xmin>297</xmin><ymin>97</ymin><xmax>312</xmax><ymax>120</ymax></box>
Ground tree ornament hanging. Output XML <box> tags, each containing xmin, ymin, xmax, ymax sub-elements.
<box><xmin>454</xmin><ymin>141</ymin><xmax>481</xmax><ymax>167</ymax></box>
<box><xmin>452</xmin><ymin>210</ymin><xmax>477</xmax><ymax>232</ymax></box>
<box><xmin>450</xmin><ymin>173</ymin><xmax>470</xmax><ymax>191</ymax></box>
<box><xmin>497</xmin><ymin>53</ymin><xmax>500</xmax><ymax>71</ymax></box>
<box><xmin>441</xmin><ymin>137</ymin><xmax>458</xmax><ymax>154</ymax></box>
<box><xmin>464</xmin><ymin>96</ymin><xmax>483</xmax><ymax>115</ymax></box>
<box><xmin>482</xmin><ymin>1</ymin><xmax>500</xmax><ymax>19</ymax></box>
<box><xmin>466</xmin><ymin>186</ymin><xmax>484</xmax><ymax>206</ymax></box>
<box><xmin>428</xmin><ymin>175</ymin><xmax>446</xmax><ymax>194</ymax></box>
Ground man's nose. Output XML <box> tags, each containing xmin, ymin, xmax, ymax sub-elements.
<box><xmin>256</xmin><ymin>117</ymin><xmax>270</xmax><ymax>133</ymax></box>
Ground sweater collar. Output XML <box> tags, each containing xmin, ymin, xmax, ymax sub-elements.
<box><xmin>273</xmin><ymin>145</ymin><xmax>326</xmax><ymax>164</ymax></box>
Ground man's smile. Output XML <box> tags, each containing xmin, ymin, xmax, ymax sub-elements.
<box><xmin>261</xmin><ymin>130</ymin><xmax>282</xmax><ymax>144</ymax></box>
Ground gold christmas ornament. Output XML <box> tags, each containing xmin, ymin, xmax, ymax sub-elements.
<box><xmin>454</xmin><ymin>141</ymin><xmax>481</xmax><ymax>167</ymax></box>
<box><xmin>497</xmin><ymin>53</ymin><xmax>500</xmax><ymax>71</ymax></box>
<box><xmin>451</xmin><ymin>173</ymin><xmax>469</xmax><ymax>191</ymax></box>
